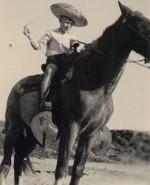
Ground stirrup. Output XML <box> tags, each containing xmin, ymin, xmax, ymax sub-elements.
<box><xmin>40</xmin><ymin>101</ymin><xmax>52</xmax><ymax>112</ymax></box>
<box><xmin>44</xmin><ymin>101</ymin><xmax>52</xmax><ymax>111</ymax></box>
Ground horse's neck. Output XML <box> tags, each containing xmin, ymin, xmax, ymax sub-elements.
<box><xmin>99</xmin><ymin>39</ymin><xmax>130</xmax><ymax>97</ymax></box>
<box><xmin>78</xmin><ymin>17</ymin><xmax>131</xmax><ymax>96</ymax></box>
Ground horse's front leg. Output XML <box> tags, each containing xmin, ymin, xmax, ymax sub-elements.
<box><xmin>54</xmin><ymin>121</ymin><xmax>78</xmax><ymax>185</ymax></box>
<box><xmin>69</xmin><ymin>134</ymin><xmax>97</xmax><ymax>185</ymax></box>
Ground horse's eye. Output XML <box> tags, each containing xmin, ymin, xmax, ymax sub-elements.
<box><xmin>135</xmin><ymin>17</ymin><xmax>142</xmax><ymax>22</ymax></box>
<box><xmin>122</xmin><ymin>18</ymin><xmax>126</xmax><ymax>23</ymax></box>
<box><xmin>138</xmin><ymin>22</ymin><xmax>145</xmax><ymax>31</ymax></box>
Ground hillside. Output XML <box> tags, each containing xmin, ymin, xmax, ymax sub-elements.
<box><xmin>0</xmin><ymin>120</ymin><xmax>149</xmax><ymax>164</ymax></box>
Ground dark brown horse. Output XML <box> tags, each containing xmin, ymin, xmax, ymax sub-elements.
<box><xmin>0</xmin><ymin>2</ymin><xmax>150</xmax><ymax>185</ymax></box>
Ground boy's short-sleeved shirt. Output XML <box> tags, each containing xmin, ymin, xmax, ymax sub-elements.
<box><xmin>38</xmin><ymin>28</ymin><xmax>76</xmax><ymax>56</ymax></box>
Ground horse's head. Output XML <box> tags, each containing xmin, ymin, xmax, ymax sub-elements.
<box><xmin>118</xmin><ymin>2</ymin><xmax>150</xmax><ymax>60</ymax></box>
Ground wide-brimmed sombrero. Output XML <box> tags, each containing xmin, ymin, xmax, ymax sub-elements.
<box><xmin>50</xmin><ymin>3</ymin><xmax>88</xmax><ymax>27</ymax></box>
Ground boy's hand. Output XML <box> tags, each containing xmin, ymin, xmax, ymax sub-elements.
<box><xmin>23</xmin><ymin>26</ymin><xmax>31</xmax><ymax>39</ymax></box>
<box><xmin>23</xmin><ymin>26</ymin><xmax>41</xmax><ymax>50</ymax></box>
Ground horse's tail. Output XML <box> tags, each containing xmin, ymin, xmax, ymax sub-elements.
<box><xmin>22</xmin><ymin>156</ymin><xmax>36</xmax><ymax>175</ymax></box>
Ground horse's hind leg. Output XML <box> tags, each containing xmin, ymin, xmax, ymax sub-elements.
<box><xmin>0</xmin><ymin>122</ymin><xmax>24</xmax><ymax>185</ymax></box>
<box><xmin>14</xmin><ymin>126</ymin><xmax>37</xmax><ymax>185</ymax></box>
<box><xmin>0</xmin><ymin>134</ymin><xmax>15</xmax><ymax>185</ymax></box>
<box><xmin>69</xmin><ymin>135</ymin><xmax>97</xmax><ymax>185</ymax></box>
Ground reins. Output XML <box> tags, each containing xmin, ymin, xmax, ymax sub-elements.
<box><xmin>76</xmin><ymin>39</ymin><xmax>107</xmax><ymax>60</ymax></box>
<box><xmin>127</xmin><ymin>58</ymin><xmax>150</xmax><ymax>69</ymax></box>
<box><xmin>78</xmin><ymin>39</ymin><xmax>150</xmax><ymax>69</ymax></box>
<box><xmin>25</xmin><ymin>18</ymin><xmax>149</xmax><ymax>70</ymax></box>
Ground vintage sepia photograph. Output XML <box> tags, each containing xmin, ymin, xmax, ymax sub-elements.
<box><xmin>0</xmin><ymin>0</ymin><xmax>150</xmax><ymax>184</ymax></box>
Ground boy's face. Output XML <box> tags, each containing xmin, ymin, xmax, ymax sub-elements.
<box><xmin>59</xmin><ymin>16</ymin><xmax>74</xmax><ymax>33</ymax></box>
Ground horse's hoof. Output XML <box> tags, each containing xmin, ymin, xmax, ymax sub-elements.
<box><xmin>15</xmin><ymin>176</ymin><xmax>23</xmax><ymax>185</ymax></box>
<box><xmin>54</xmin><ymin>178</ymin><xmax>65</xmax><ymax>185</ymax></box>
<box><xmin>0</xmin><ymin>165</ymin><xmax>10</xmax><ymax>178</ymax></box>
<box><xmin>0</xmin><ymin>173</ymin><xmax>6</xmax><ymax>185</ymax></box>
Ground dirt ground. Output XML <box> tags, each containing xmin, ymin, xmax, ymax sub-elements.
<box><xmin>1</xmin><ymin>156</ymin><xmax>150</xmax><ymax>185</ymax></box>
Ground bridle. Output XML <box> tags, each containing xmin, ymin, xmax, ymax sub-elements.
<box><xmin>87</xmin><ymin>16</ymin><xmax>150</xmax><ymax>68</ymax></box>
<box><xmin>121</xmin><ymin>16</ymin><xmax>150</xmax><ymax>66</ymax></box>
<box><xmin>122</xmin><ymin>16</ymin><xmax>149</xmax><ymax>42</ymax></box>
<box><xmin>81</xmin><ymin>16</ymin><xmax>149</xmax><ymax>63</ymax></box>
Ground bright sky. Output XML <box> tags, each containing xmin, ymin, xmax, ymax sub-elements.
<box><xmin>0</xmin><ymin>0</ymin><xmax>150</xmax><ymax>131</ymax></box>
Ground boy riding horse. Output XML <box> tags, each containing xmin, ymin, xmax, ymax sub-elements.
<box><xmin>24</xmin><ymin>3</ymin><xmax>88</xmax><ymax>111</ymax></box>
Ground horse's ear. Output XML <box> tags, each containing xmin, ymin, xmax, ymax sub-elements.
<box><xmin>118</xmin><ymin>1</ymin><xmax>132</xmax><ymax>19</ymax></box>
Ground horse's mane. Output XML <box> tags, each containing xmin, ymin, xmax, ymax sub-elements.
<box><xmin>80</xmin><ymin>16</ymin><xmax>123</xmax><ymax>55</ymax></box>
<box><xmin>133</xmin><ymin>11</ymin><xmax>143</xmax><ymax>17</ymax></box>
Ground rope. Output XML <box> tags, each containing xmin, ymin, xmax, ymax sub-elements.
<box><xmin>127</xmin><ymin>58</ymin><xmax>150</xmax><ymax>69</ymax></box>
<box><xmin>24</xmin><ymin>12</ymin><xmax>50</xmax><ymax>56</ymax></box>
<box><xmin>25</xmin><ymin>11</ymin><xmax>48</xmax><ymax>28</ymax></box>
